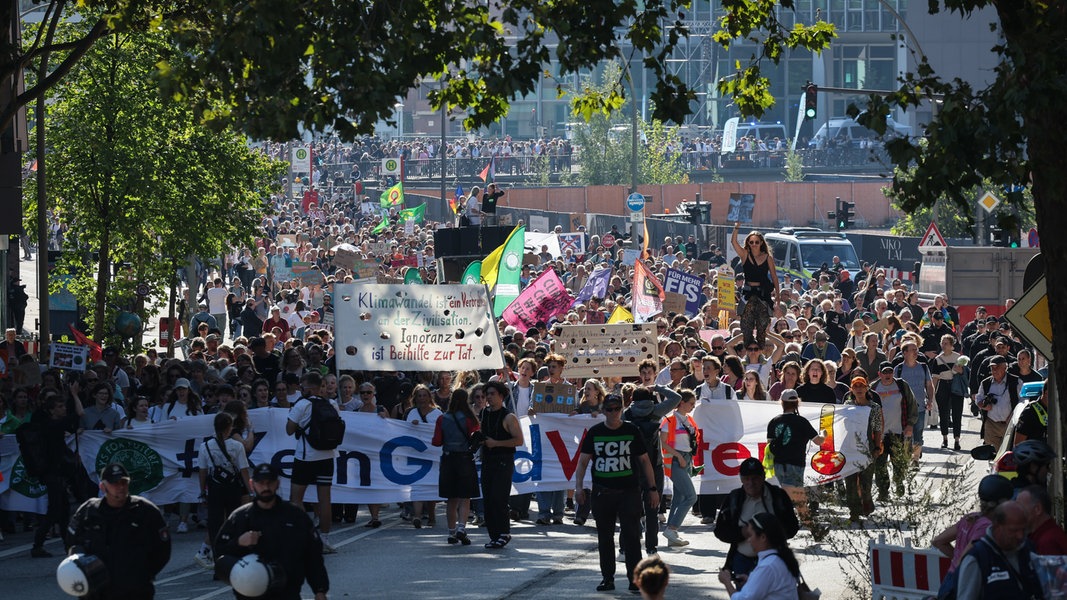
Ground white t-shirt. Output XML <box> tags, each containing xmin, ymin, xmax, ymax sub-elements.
<box><xmin>198</xmin><ymin>437</ymin><xmax>250</xmax><ymax>480</ymax></box>
<box><xmin>206</xmin><ymin>286</ymin><xmax>229</xmax><ymax>314</ymax></box>
<box><xmin>406</xmin><ymin>406</ymin><xmax>443</xmax><ymax>425</ymax></box>
<box><xmin>288</xmin><ymin>397</ymin><xmax>341</xmax><ymax>461</ymax></box>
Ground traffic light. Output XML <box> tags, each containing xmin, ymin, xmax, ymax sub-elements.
<box><xmin>833</xmin><ymin>197</ymin><xmax>855</xmax><ymax>231</ymax></box>
<box><xmin>804</xmin><ymin>83</ymin><xmax>818</xmax><ymax>120</ymax></box>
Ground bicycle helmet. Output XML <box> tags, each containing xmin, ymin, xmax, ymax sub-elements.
<box><xmin>977</xmin><ymin>474</ymin><xmax>1014</xmax><ymax>503</ymax></box>
<box><xmin>1012</xmin><ymin>440</ymin><xmax>1056</xmax><ymax>467</ymax></box>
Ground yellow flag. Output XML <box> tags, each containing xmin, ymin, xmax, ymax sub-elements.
<box><xmin>607</xmin><ymin>305</ymin><xmax>634</xmax><ymax>323</ymax></box>
<box><xmin>480</xmin><ymin>225</ymin><xmax>523</xmax><ymax>289</ymax></box>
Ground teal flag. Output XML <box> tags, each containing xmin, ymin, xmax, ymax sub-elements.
<box><xmin>492</xmin><ymin>225</ymin><xmax>526</xmax><ymax>317</ymax></box>
<box><xmin>461</xmin><ymin>260</ymin><xmax>482</xmax><ymax>285</ymax></box>
<box><xmin>404</xmin><ymin>268</ymin><xmax>423</xmax><ymax>284</ymax></box>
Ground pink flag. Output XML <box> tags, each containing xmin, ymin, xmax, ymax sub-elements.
<box><xmin>502</xmin><ymin>268</ymin><xmax>575</xmax><ymax>331</ymax></box>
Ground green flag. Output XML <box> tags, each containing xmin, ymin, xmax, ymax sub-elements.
<box><xmin>372</xmin><ymin>216</ymin><xmax>390</xmax><ymax>234</ymax></box>
<box><xmin>492</xmin><ymin>225</ymin><xmax>526</xmax><ymax>317</ymax></box>
<box><xmin>379</xmin><ymin>182</ymin><xmax>404</xmax><ymax>207</ymax></box>
<box><xmin>461</xmin><ymin>260</ymin><xmax>482</xmax><ymax>285</ymax></box>
<box><xmin>404</xmin><ymin>268</ymin><xmax>422</xmax><ymax>284</ymax></box>
<box><xmin>398</xmin><ymin>202</ymin><xmax>426</xmax><ymax>223</ymax></box>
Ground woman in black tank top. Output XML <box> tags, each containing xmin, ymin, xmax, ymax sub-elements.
<box><xmin>731</xmin><ymin>224</ymin><xmax>780</xmax><ymax>348</ymax></box>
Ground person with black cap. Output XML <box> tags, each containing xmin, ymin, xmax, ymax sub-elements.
<box><xmin>975</xmin><ymin>354</ymin><xmax>1021</xmax><ymax>449</ymax></box>
<box><xmin>713</xmin><ymin>457</ymin><xmax>799</xmax><ymax>590</ymax></box>
<box><xmin>215</xmin><ymin>463</ymin><xmax>329</xmax><ymax>600</ymax></box>
<box><xmin>66</xmin><ymin>463</ymin><xmax>171</xmax><ymax>599</ymax></box>
<box><xmin>574</xmin><ymin>393</ymin><xmax>660</xmax><ymax>593</ymax></box>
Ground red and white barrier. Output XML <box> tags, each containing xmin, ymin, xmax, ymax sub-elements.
<box><xmin>869</xmin><ymin>534</ymin><xmax>951</xmax><ymax>600</ymax></box>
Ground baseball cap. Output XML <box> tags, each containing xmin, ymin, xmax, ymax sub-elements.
<box><xmin>602</xmin><ymin>394</ymin><xmax>623</xmax><ymax>410</ymax></box>
<box><xmin>174</xmin><ymin>378</ymin><xmax>191</xmax><ymax>389</ymax></box>
<box><xmin>879</xmin><ymin>361</ymin><xmax>894</xmax><ymax>373</ymax></box>
<box><xmin>851</xmin><ymin>376</ymin><xmax>869</xmax><ymax>387</ymax></box>
<box><xmin>780</xmin><ymin>389</ymin><xmax>800</xmax><ymax>402</ymax></box>
<box><xmin>814</xmin><ymin>331</ymin><xmax>828</xmax><ymax>342</ymax></box>
<box><xmin>989</xmin><ymin>355</ymin><xmax>1008</xmax><ymax>366</ymax></box>
<box><xmin>100</xmin><ymin>463</ymin><xmax>130</xmax><ymax>483</ymax></box>
<box><xmin>251</xmin><ymin>463</ymin><xmax>280</xmax><ymax>482</ymax></box>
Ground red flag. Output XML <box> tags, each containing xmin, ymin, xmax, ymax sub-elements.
<box><xmin>478</xmin><ymin>158</ymin><xmax>495</xmax><ymax>183</ymax></box>
<box><xmin>68</xmin><ymin>324</ymin><xmax>103</xmax><ymax>363</ymax></box>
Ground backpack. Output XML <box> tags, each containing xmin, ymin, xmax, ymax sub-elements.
<box><xmin>15</xmin><ymin>419</ymin><xmax>48</xmax><ymax>479</ymax></box>
<box><xmin>300</xmin><ymin>397</ymin><xmax>346</xmax><ymax>450</ymax></box>
<box><xmin>625</xmin><ymin>409</ymin><xmax>663</xmax><ymax>467</ymax></box>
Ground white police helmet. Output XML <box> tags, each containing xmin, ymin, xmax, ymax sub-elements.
<box><xmin>229</xmin><ymin>553</ymin><xmax>285</xmax><ymax>597</ymax></box>
<box><xmin>56</xmin><ymin>554</ymin><xmax>109</xmax><ymax>597</ymax></box>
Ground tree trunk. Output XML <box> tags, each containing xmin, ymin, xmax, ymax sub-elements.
<box><xmin>93</xmin><ymin>224</ymin><xmax>111</xmax><ymax>340</ymax></box>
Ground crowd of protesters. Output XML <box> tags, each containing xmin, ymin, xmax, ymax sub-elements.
<box><xmin>0</xmin><ymin>178</ymin><xmax>1058</xmax><ymax>597</ymax></box>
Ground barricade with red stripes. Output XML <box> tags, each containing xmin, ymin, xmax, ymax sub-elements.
<box><xmin>869</xmin><ymin>534</ymin><xmax>950</xmax><ymax>600</ymax></box>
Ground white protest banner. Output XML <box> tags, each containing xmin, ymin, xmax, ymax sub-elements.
<box><xmin>690</xmin><ymin>400</ymin><xmax>872</xmax><ymax>492</ymax></box>
<box><xmin>555</xmin><ymin>323</ymin><xmax>658</xmax><ymax>378</ymax></box>
<box><xmin>1</xmin><ymin>405</ymin><xmax>874</xmax><ymax>511</ymax></box>
<box><xmin>333</xmin><ymin>283</ymin><xmax>504</xmax><ymax>371</ymax></box>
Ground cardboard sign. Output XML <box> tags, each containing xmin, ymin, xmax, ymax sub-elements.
<box><xmin>717</xmin><ymin>267</ymin><xmax>737</xmax><ymax>311</ymax></box>
<box><xmin>662</xmin><ymin>291</ymin><xmax>687</xmax><ymax>316</ymax></box>
<box><xmin>332</xmin><ymin>246</ymin><xmax>359</xmax><ymax>271</ymax></box>
<box><xmin>727</xmin><ymin>193</ymin><xmax>755</xmax><ymax>223</ymax></box>
<box><xmin>531</xmin><ymin>382</ymin><xmax>578</xmax><ymax>414</ymax></box>
<box><xmin>692</xmin><ymin>260</ymin><xmax>710</xmax><ymax>276</ymax></box>
<box><xmin>353</xmin><ymin>259</ymin><xmax>380</xmax><ymax>279</ymax></box>
<box><xmin>50</xmin><ymin>343</ymin><xmax>89</xmax><ymax>371</ymax></box>
<box><xmin>555</xmin><ymin>323</ymin><xmax>658</xmax><ymax>378</ymax></box>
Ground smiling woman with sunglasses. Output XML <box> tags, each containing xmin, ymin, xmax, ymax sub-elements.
<box><xmin>718</xmin><ymin>512</ymin><xmax>804</xmax><ymax>599</ymax></box>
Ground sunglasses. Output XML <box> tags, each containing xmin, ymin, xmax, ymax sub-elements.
<box><xmin>712</xmin><ymin>346</ymin><xmax>725</xmax><ymax>351</ymax></box>
<box><xmin>603</xmin><ymin>406</ymin><xmax>622</xmax><ymax>413</ymax></box>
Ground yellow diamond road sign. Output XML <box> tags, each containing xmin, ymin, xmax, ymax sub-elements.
<box><xmin>1004</xmin><ymin>275</ymin><xmax>1052</xmax><ymax>360</ymax></box>
<box><xmin>978</xmin><ymin>190</ymin><xmax>1001</xmax><ymax>214</ymax></box>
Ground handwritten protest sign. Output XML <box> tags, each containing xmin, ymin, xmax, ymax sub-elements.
<box><xmin>662</xmin><ymin>291</ymin><xmax>687</xmax><ymax>316</ymax></box>
<box><xmin>531</xmin><ymin>383</ymin><xmax>578</xmax><ymax>414</ymax></box>
<box><xmin>334</xmin><ymin>284</ymin><xmax>504</xmax><ymax>371</ymax></box>
<box><xmin>555</xmin><ymin>323</ymin><xmax>658</xmax><ymax>378</ymax></box>
<box><xmin>717</xmin><ymin>267</ymin><xmax>736</xmax><ymax>311</ymax></box>
<box><xmin>501</xmin><ymin>268</ymin><xmax>574</xmax><ymax>331</ymax></box>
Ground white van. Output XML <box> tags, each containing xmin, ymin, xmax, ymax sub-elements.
<box><xmin>764</xmin><ymin>228</ymin><xmax>862</xmax><ymax>284</ymax></box>
<box><xmin>808</xmin><ymin>115</ymin><xmax>911</xmax><ymax>149</ymax></box>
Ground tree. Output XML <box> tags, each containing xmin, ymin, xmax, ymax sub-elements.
<box><xmin>42</xmin><ymin>23</ymin><xmax>281</xmax><ymax>342</ymax></box>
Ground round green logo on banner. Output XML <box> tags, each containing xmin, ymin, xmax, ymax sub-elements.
<box><xmin>9</xmin><ymin>457</ymin><xmax>47</xmax><ymax>498</ymax></box>
<box><xmin>95</xmin><ymin>438</ymin><xmax>165</xmax><ymax>495</ymax></box>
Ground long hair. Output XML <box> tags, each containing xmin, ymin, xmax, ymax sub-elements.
<box><xmin>749</xmin><ymin>512</ymin><xmax>801</xmax><ymax>578</ymax></box>
<box><xmin>448</xmin><ymin>388</ymin><xmax>478</xmax><ymax>423</ymax></box>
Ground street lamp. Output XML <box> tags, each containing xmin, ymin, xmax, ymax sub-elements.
<box><xmin>395</xmin><ymin>101</ymin><xmax>404</xmax><ymax>140</ymax></box>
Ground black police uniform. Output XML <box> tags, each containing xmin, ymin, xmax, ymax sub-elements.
<box><xmin>215</xmin><ymin>496</ymin><xmax>329</xmax><ymax>599</ymax></box>
<box><xmin>67</xmin><ymin>495</ymin><xmax>172</xmax><ymax>599</ymax></box>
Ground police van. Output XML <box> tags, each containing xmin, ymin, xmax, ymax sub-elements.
<box><xmin>764</xmin><ymin>228</ymin><xmax>861</xmax><ymax>284</ymax></box>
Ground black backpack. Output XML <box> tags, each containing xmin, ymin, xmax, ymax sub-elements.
<box><xmin>625</xmin><ymin>410</ymin><xmax>663</xmax><ymax>468</ymax></box>
<box><xmin>300</xmin><ymin>397</ymin><xmax>346</xmax><ymax>450</ymax></box>
<box><xmin>15</xmin><ymin>419</ymin><xmax>48</xmax><ymax>479</ymax></box>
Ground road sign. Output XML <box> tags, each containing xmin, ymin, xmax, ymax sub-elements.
<box><xmin>602</xmin><ymin>233</ymin><xmax>616</xmax><ymax>248</ymax></box>
<box><xmin>918</xmin><ymin>221</ymin><xmax>947</xmax><ymax>252</ymax></box>
<box><xmin>630</xmin><ymin>211</ymin><xmax>644</xmax><ymax>223</ymax></box>
<box><xmin>1028</xmin><ymin>227</ymin><xmax>1039</xmax><ymax>248</ymax></box>
<box><xmin>977</xmin><ymin>190</ymin><xmax>1001</xmax><ymax>214</ymax></box>
<box><xmin>382</xmin><ymin>158</ymin><xmax>401</xmax><ymax>175</ymax></box>
<box><xmin>1004</xmin><ymin>275</ymin><xmax>1052</xmax><ymax>360</ymax></box>
<box><xmin>626</xmin><ymin>193</ymin><xmax>645</xmax><ymax>212</ymax></box>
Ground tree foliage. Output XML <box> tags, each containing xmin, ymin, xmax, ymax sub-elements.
<box><xmin>41</xmin><ymin>22</ymin><xmax>281</xmax><ymax>342</ymax></box>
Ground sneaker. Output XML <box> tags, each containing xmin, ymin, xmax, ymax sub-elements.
<box><xmin>573</xmin><ymin>518</ymin><xmax>587</xmax><ymax>526</ymax></box>
<box><xmin>954</xmin><ymin>440</ymin><xmax>962</xmax><ymax>451</ymax></box>
<box><xmin>413</xmin><ymin>518</ymin><xmax>422</xmax><ymax>529</ymax></box>
<box><xmin>668</xmin><ymin>535</ymin><xmax>690</xmax><ymax>547</ymax></box>
<box><xmin>700</xmin><ymin>515</ymin><xmax>714</xmax><ymax>525</ymax></box>
<box><xmin>447</xmin><ymin>533</ymin><xmax>459</xmax><ymax>545</ymax></box>
<box><xmin>176</xmin><ymin>521</ymin><xmax>189</xmax><ymax>534</ymax></box>
<box><xmin>657</xmin><ymin>513</ymin><xmax>666</xmax><ymax>523</ymax></box>
<box><xmin>596</xmin><ymin>579</ymin><xmax>615</xmax><ymax>592</ymax></box>
<box><xmin>552</xmin><ymin>518</ymin><xmax>564</xmax><ymax>525</ymax></box>
<box><xmin>485</xmin><ymin>538</ymin><xmax>507</xmax><ymax>549</ymax></box>
<box><xmin>321</xmin><ymin>539</ymin><xmax>337</xmax><ymax>554</ymax></box>
<box><xmin>535</xmin><ymin>517</ymin><xmax>550</xmax><ymax>525</ymax></box>
<box><xmin>30</xmin><ymin>546</ymin><xmax>53</xmax><ymax>558</ymax></box>
<box><xmin>472</xmin><ymin>516</ymin><xmax>485</xmax><ymax>527</ymax></box>
<box><xmin>456</xmin><ymin>530</ymin><xmax>471</xmax><ymax>546</ymax></box>
<box><xmin>194</xmin><ymin>549</ymin><xmax>215</xmax><ymax>570</ymax></box>
<box><xmin>364</xmin><ymin>519</ymin><xmax>382</xmax><ymax>528</ymax></box>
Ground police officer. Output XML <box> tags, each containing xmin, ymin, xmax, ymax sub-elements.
<box><xmin>215</xmin><ymin>463</ymin><xmax>329</xmax><ymax>600</ymax></box>
<box><xmin>66</xmin><ymin>463</ymin><xmax>172</xmax><ymax>599</ymax></box>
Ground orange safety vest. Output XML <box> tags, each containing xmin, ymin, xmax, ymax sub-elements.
<box><xmin>661</xmin><ymin>412</ymin><xmax>703</xmax><ymax>478</ymax></box>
